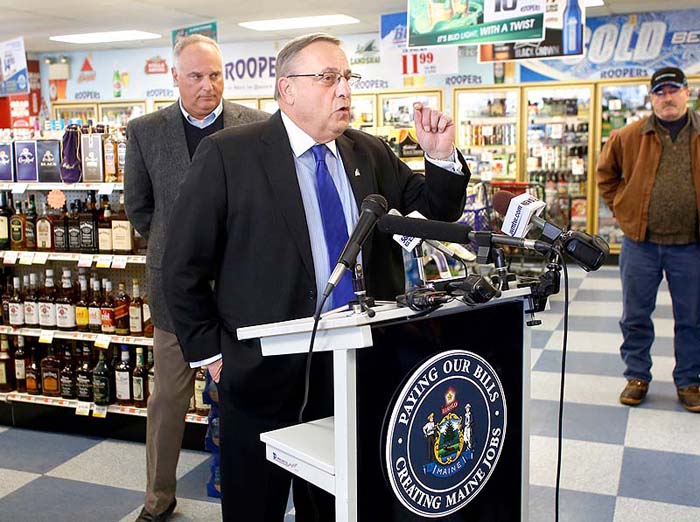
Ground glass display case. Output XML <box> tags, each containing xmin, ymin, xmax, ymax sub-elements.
<box><xmin>454</xmin><ymin>86</ymin><xmax>519</xmax><ymax>181</ymax></box>
<box><xmin>152</xmin><ymin>99</ymin><xmax>176</xmax><ymax>111</ymax></box>
<box><xmin>51</xmin><ymin>102</ymin><xmax>99</xmax><ymax>125</ymax></box>
<box><xmin>524</xmin><ymin>83</ymin><xmax>593</xmax><ymax>233</ymax></box>
<box><xmin>98</xmin><ymin>101</ymin><xmax>147</xmax><ymax>127</ymax></box>
<box><xmin>349</xmin><ymin>93</ymin><xmax>377</xmax><ymax>133</ymax></box>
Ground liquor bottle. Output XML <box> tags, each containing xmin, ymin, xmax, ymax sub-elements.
<box><xmin>10</xmin><ymin>201</ymin><xmax>26</xmax><ymax>251</ymax></box>
<box><xmin>39</xmin><ymin>269</ymin><xmax>57</xmax><ymax>329</ymax></box>
<box><xmin>98</xmin><ymin>201</ymin><xmax>113</xmax><ymax>254</ymax></box>
<box><xmin>92</xmin><ymin>348</ymin><xmax>112</xmax><ymax>406</ymax></box>
<box><xmin>52</xmin><ymin>204</ymin><xmax>69</xmax><ymax>252</ymax></box>
<box><xmin>101</xmin><ymin>280</ymin><xmax>116</xmax><ymax>334</ymax></box>
<box><xmin>24</xmin><ymin>194</ymin><xmax>37</xmax><ymax>250</ymax></box>
<box><xmin>0</xmin><ymin>275</ymin><xmax>9</xmax><ymax>325</ymax></box>
<box><xmin>8</xmin><ymin>276</ymin><xmax>24</xmax><ymax>328</ymax></box>
<box><xmin>75</xmin><ymin>278</ymin><xmax>89</xmax><ymax>332</ymax></box>
<box><xmin>60</xmin><ymin>342</ymin><xmax>77</xmax><ymax>399</ymax></box>
<box><xmin>0</xmin><ymin>191</ymin><xmax>12</xmax><ymax>250</ymax></box>
<box><xmin>194</xmin><ymin>367</ymin><xmax>211</xmax><ymax>416</ymax></box>
<box><xmin>36</xmin><ymin>202</ymin><xmax>54</xmax><ymax>251</ymax></box>
<box><xmin>143</xmin><ymin>295</ymin><xmax>154</xmax><ymax>338</ymax></box>
<box><xmin>40</xmin><ymin>342</ymin><xmax>62</xmax><ymax>397</ymax></box>
<box><xmin>146</xmin><ymin>345</ymin><xmax>155</xmax><ymax>398</ymax></box>
<box><xmin>114</xmin><ymin>282</ymin><xmax>130</xmax><ymax>335</ymax></box>
<box><xmin>22</xmin><ymin>273</ymin><xmax>38</xmax><ymax>328</ymax></box>
<box><xmin>114</xmin><ymin>344</ymin><xmax>132</xmax><ymax>406</ymax></box>
<box><xmin>104</xmin><ymin>133</ymin><xmax>118</xmax><ymax>183</ymax></box>
<box><xmin>88</xmin><ymin>278</ymin><xmax>102</xmax><ymax>333</ymax></box>
<box><xmin>129</xmin><ymin>279</ymin><xmax>144</xmax><ymax>336</ymax></box>
<box><xmin>562</xmin><ymin>0</ymin><xmax>583</xmax><ymax>56</ymax></box>
<box><xmin>133</xmin><ymin>229</ymin><xmax>148</xmax><ymax>255</ymax></box>
<box><xmin>132</xmin><ymin>346</ymin><xmax>147</xmax><ymax>408</ymax></box>
<box><xmin>76</xmin><ymin>342</ymin><xmax>93</xmax><ymax>402</ymax></box>
<box><xmin>116</xmin><ymin>132</ymin><xmax>127</xmax><ymax>183</ymax></box>
<box><xmin>79</xmin><ymin>192</ymin><xmax>98</xmax><ymax>253</ymax></box>
<box><xmin>67</xmin><ymin>202</ymin><xmax>81</xmax><ymax>253</ymax></box>
<box><xmin>14</xmin><ymin>336</ymin><xmax>28</xmax><ymax>392</ymax></box>
<box><xmin>25</xmin><ymin>342</ymin><xmax>42</xmax><ymax>395</ymax></box>
<box><xmin>0</xmin><ymin>334</ymin><xmax>15</xmax><ymax>392</ymax></box>
<box><xmin>56</xmin><ymin>270</ymin><xmax>76</xmax><ymax>331</ymax></box>
<box><xmin>111</xmin><ymin>194</ymin><xmax>133</xmax><ymax>254</ymax></box>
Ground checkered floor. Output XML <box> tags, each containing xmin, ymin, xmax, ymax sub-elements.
<box><xmin>0</xmin><ymin>264</ymin><xmax>698</xmax><ymax>521</ymax></box>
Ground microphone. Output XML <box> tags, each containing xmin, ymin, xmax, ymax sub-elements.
<box><xmin>323</xmin><ymin>194</ymin><xmax>388</xmax><ymax>298</ymax></box>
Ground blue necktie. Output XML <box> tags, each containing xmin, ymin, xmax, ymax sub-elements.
<box><xmin>311</xmin><ymin>144</ymin><xmax>355</xmax><ymax>307</ymax></box>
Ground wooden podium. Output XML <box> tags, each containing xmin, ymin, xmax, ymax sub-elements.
<box><xmin>237</xmin><ymin>288</ymin><xmax>532</xmax><ymax>521</ymax></box>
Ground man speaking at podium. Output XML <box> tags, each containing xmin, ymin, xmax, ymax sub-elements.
<box><xmin>163</xmin><ymin>33</ymin><xmax>469</xmax><ymax>521</ymax></box>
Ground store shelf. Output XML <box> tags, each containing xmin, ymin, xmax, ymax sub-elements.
<box><xmin>0</xmin><ymin>391</ymin><xmax>208</xmax><ymax>424</ymax></box>
<box><xmin>0</xmin><ymin>251</ymin><xmax>146</xmax><ymax>266</ymax></box>
<box><xmin>0</xmin><ymin>325</ymin><xmax>153</xmax><ymax>346</ymax></box>
<box><xmin>463</xmin><ymin>144</ymin><xmax>517</xmax><ymax>149</ymax></box>
<box><xmin>528</xmin><ymin>115</ymin><xmax>589</xmax><ymax>123</ymax></box>
<box><xmin>459</xmin><ymin>116</ymin><xmax>517</xmax><ymax>123</ymax></box>
<box><xmin>0</xmin><ymin>182</ymin><xmax>123</xmax><ymax>192</ymax></box>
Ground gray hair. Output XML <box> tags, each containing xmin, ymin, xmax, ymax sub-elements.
<box><xmin>173</xmin><ymin>34</ymin><xmax>222</xmax><ymax>70</ymax></box>
<box><xmin>274</xmin><ymin>33</ymin><xmax>342</xmax><ymax>100</ymax></box>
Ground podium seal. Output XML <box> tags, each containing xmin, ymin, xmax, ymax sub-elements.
<box><xmin>384</xmin><ymin>349</ymin><xmax>507</xmax><ymax>517</ymax></box>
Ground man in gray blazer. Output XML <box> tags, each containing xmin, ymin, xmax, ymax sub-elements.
<box><xmin>125</xmin><ymin>34</ymin><xmax>267</xmax><ymax>522</ymax></box>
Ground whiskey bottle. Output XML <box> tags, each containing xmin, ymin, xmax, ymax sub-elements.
<box><xmin>111</xmin><ymin>194</ymin><xmax>133</xmax><ymax>254</ymax></box>
<box><xmin>23</xmin><ymin>273</ymin><xmax>39</xmax><ymax>327</ymax></box>
<box><xmin>10</xmin><ymin>201</ymin><xmax>26</xmax><ymax>251</ymax></box>
<box><xmin>143</xmin><ymin>294</ymin><xmax>154</xmax><ymax>338</ymax></box>
<box><xmin>92</xmin><ymin>348</ymin><xmax>112</xmax><ymax>406</ymax></box>
<box><xmin>97</xmin><ymin>201</ymin><xmax>113</xmax><ymax>254</ymax></box>
<box><xmin>129</xmin><ymin>279</ymin><xmax>144</xmax><ymax>336</ymax></box>
<box><xmin>36</xmin><ymin>202</ymin><xmax>54</xmax><ymax>251</ymax></box>
<box><xmin>104</xmin><ymin>133</ymin><xmax>118</xmax><ymax>183</ymax></box>
<box><xmin>88</xmin><ymin>278</ymin><xmax>102</xmax><ymax>333</ymax></box>
<box><xmin>132</xmin><ymin>346</ymin><xmax>147</xmax><ymax>408</ymax></box>
<box><xmin>75</xmin><ymin>278</ymin><xmax>89</xmax><ymax>332</ymax></box>
<box><xmin>40</xmin><ymin>342</ymin><xmax>61</xmax><ymax>397</ymax></box>
<box><xmin>0</xmin><ymin>334</ymin><xmax>15</xmax><ymax>392</ymax></box>
<box><xmin>194</xmin><ymin>367</ymin><xmax>211</xmax><ymax>416</ymax></box>
<box><xmin>116</xmin><ymin>131</ymin><xmax>127</xmax><ymax>183</ymax></box>
<box><xmin>0</xmin><ymin>191</ymin><xmax>12</xmax><ymax>250</ymax></box>
<box><xmin>100</xmin><ymin>279</ymin><xmax>116</xmax><ymax>334</ymax></box>
<box><xmin>67</xmin><ymin>202</ymin><xmax>81</xmax><ymax>253</ymax></box>
<box><xmin>146</xmin><ymin>345</ymin><xmax>155</xmax><ymax>397</ymax></box>
<box><xmin>38</xmin><ymin>269</ymin><xmax>57</xmax><ymax>329</ymax></box>
<box><xmin>114</xmin><ymin>282</ymin><xmax>130</xmax><ymax>336</ymax></box>
<box><xmin>24</xmin><ymin>194</ymin><xmax>37</xmax><ymax>251</ymax></box>
<box><xmin>8</xmin><ymin>276</ymin><xmax>24</xmax><ymax>328</ymax></box>
<box><xmin>25</xmin><ymin>342</ymin><xmax>42</xmax><ymax>396</ymax></box>
<box><xmin>114</xmin><ymin>344</ymin><xmax>132</xmax><ymax>406</ymax></box>
<box><xmin>14</xmin><ymin>336</ymin><xmax>28</xmax><ymax>393</ymax></box>
<box><xmin>79</xmin><ymin>192</ymin><xmax>98</xmax><ymax>254</ymax></box>
<box><xmin>76</xmin><ymin>342</ymin><xmax>93</xmax><ymax>402</ymax></box>
<box><xmin>52</xmin><ymin>204</ymin><xmax>69</xmax><ymax>252</ymax></box>
<box><xmin>60</xmin><ymin>342</ymin><xmax>77</xmax><ymax>399</ymax></box>
<box><xmin>56</xmin><ymin>270</ymin><xmax>76</xmax><ymax>331</ymax></box>
<box><xmin>1</xmin><ymin>274</ymin><xmax>10</xmax><ymax>325</ymax></box>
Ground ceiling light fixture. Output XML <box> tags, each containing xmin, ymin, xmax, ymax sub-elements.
<box><xmin>49</xmin><ymin>30</ymin><xmax>162</xmax><ymax>44</ymax></box>
<box><xmin>239</xmin><ymin>15</ymin><xmax>360</xmax><ymax>32</ymax></box>
<box><xmin>582</xmin><ymin>0</ymin><xmax>605</xmax><ymax>7</ymax></box>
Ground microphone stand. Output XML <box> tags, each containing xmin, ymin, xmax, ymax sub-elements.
<box><xmin>349</xmin><ymin>263</ymin><xmax>375</xmax><ymax>318</ymax></box>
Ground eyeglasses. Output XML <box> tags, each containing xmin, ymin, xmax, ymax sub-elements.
<box><xmin>286</xmin><ymin>71</ymin><xmax>362</xmax><ymax>88</ymax></box>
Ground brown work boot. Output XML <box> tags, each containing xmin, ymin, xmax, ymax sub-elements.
<box><xmin>677</xmin><ymin>385</ymin><xmax>700</xmax><ymax>413</ymax></box>
<box><xmin>619</xmin><ymin>379</ymin><xmax>649</xmax><ymax>406</ymax></box>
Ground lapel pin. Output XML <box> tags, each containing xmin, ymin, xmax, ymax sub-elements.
<box><xmin>354</xmin><ymin>168</ymin><xmax>361</xmax><ymax>177</ymax></box>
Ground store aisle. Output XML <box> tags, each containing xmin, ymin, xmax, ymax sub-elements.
<box><xmin>0</xmin><ymin>265</ymin><xmax>698</xmax><ymax>521</ymax></box>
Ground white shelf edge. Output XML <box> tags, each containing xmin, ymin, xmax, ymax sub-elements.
<box><xmin>0</xmin><ymin>326</ymin><xmax>154</xmax><ymax>346</ymax></box>
<box><xmin>0</xmin><ymin>183</ymin><xmax>123</xmax><ymax>191</ymax></box>
<box><xmin>0</xmin><ymin>251</ymin><xmax>146</xmax><ymax>265</ymax></box>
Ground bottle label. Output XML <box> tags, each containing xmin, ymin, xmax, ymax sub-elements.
<box><xmin>9</xmin><ymin>302</ymin><xmax>24</xmax><ymax>326</ymax></box>
<box><xmin>24</xmin><ymin>302</ymin><xmax>39</xmax><ymax>325</ymax></box>
<box><xmin>133</xmin><ymin>376</ymin><xmax>144</xmax><ymax>401</ymax></box>
<box><xmin>42</xmin><ymin>369</ymin><xmax>60</xmax><ymax>393</ymax></box>
<box><xmin>98</xmin><ymin>227</ymin><xmax>113</xmax><ymax>252</ymax></box>
<box><xmin>93</xmin><ymin>375</ymin><xmax>110</xmax><ymax>403</ymax></box>
<box><xmin>36</xmin><ymin>220</ymin><xmax>52</xmax><ymax>249</ymax></box>
<box><xmin>77</xmin><ymin>374</ymin><xmax>92</xmax><ymax>399</ymax></box>
<box><xmin>39</xmin><ymin>302</ymin><xmax>57</xmax><ymax>327</ymax></box>
<box><xmin>194</xmin><ymin>379</ymin><xmax>206</xmax><ymax>408</ymax></box>
<box><xmin>76</xmin><ymin>306</ymin><xmax>89</xmax><ymax>327</ymax></box>
<box><xmin>54</xmin><ymin>227</ymin><xmax>67</xmax><ymax>250</ymax></box>
<box><xmin>148</xmin><ymin>373</ymin><xmax>155</xmax><ymax>396</ymax></box>
<box><xmin>115</xmin><ymin>371</ymin><xmax>131</xmax><ymax>400</ymax></box>
<box><xmin>0</xmin><ymin>216</ymin><xmax>8</xmax><ymax>242</ymax></box>
<box><xmin>80</xmin><ymin>221</ymin><xmax>96</xmax><ymax>250</ymax></box>
<box><xmin>60</xmin><ymin>374</ymin><xmax>75</xmax><ymax>397</ymax></box>
<box><xmin>89</xmin><ymin>306</ymin><xmax>102</xmax><ymax>327</ymax></box>
<box><xmin>10</xmin><ymin>218</ymin><xmax>24</xmax><ymax>242</ymax></box>
<box><xmin>26</xmin><ymin>372</ymin><xmax>38</xmax><ymax>392</ymax></box>
<box><xmin>25</xmin><ymin>222</ymin><xmax>36</xmax><ymax>249</ymax></box>
<box><xmin>15</xmin><ymin>359</ymin><xmax>25</xmax><ymax>379</ymax></box>
<box><xmin>114</xmin><ymin>302</ymin><xmax>128</xmax><ymax>321</ymax></box>
<box><xmin>129</xmin><ymin>306</ymin><xmax>143</xmax><ymax>334</ymax></box>
<box><xmin>111</xmin><ymin>221</ymin><xmax>133</xmax><ymax>251</ymax></box>
<box><xmin>56</xmin><ymin>303</ymin><xmax>77</xmax><ymax>328</ymax></box>
<box><xmin>0</xmin><ymin>363</ymin><xmax>6</xmax><ymax>385</ymax></box>
<box><xmin>101</xmin><ymin>308</ymin><xmax>115</xmax><ymax>333</ymax></box>
<box><xmin>69</xmin><ymin>225</ymin><xmax>81</xmax><ymax>250</ymax></box>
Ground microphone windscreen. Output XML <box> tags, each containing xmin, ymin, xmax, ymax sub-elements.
<box><xmin>492</xmin><ymin>190</ymin><xmax>516</xmax><ymax>217</ymax></box>
<box><xmin>361</xmin><ymin>194</ymin><xmax>388</xmax><ymax>216</ymax></box>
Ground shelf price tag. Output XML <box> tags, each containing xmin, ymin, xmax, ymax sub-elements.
<box><xmin>92</xmin><ymin>405</ymin><xmax>108</xmax><ymax>418</ymax></box>
<box><xmin>98</xmin><ymin>183</ymin><xmax>115</xmax><ymax>195</ymax></box>
<box><xmin>95</xmin><ymin>255</ymin><xmax>113</xmax><ymax>268</ymax></box>
<box><xmin>33</xmin><ymin>252</ymin><xmax>49</xmax><ymax>264</ymax></box>
<box><xmin>39</xmin><ymin>330</ymin><xmax>55</xmax><ymax>344</ymax></box>
<box><xmin>11</xmin><ymin>183</ymin><xmax>28</xmax><ymax>195</ymax></box>
<box><xmin>19</xmin><ymin>252</ymin><xmax>35</xmax><ymax>265</ymax></box>
<box><xmin>78</xmin><ymin>254</ymin><xmax>94</xmax><ymax>268</ymax></box>
<box><xmin>609</xmin><ymin>99</ymin><xmax>622</xmax><ymax>111</ymax></box>
<box><xmin>112</xmin><ymin>256</ymin><xmax>128</xmax><ymax>269</ymax></box>
<box><xmin>549</xmin><ymin>123</ymin><xmax>563</xmax><ymax>140</ymax></box>
<box><xmin>94</xmin><ymin>334</ymin><xmax>111</xmax><ymax>349</ymax></box>
<box><xmin>76</xmin><ymin>401</ymin><xmax>91</xmax><ymax>416</ymax></box>
<box><xmin>3</xmin><ymin>251</ymin><xmax>18</xmax><ymax>265</ymax></box>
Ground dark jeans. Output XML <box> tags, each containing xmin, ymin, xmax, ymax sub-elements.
<box><xmin>619</xmin><ymin>238</ymin><xmax>700</xmax><ymax>387</ymax></box>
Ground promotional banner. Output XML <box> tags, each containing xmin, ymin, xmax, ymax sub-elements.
<box><xmin>171</xmin><ymin>22</ymin><xmax>218</xmax><ymax>47</ymax></box>
<box><xmin>520</xmin><ymin>8</ymin><xmax>700</xmax><ymax>81</ymax></box>
<box><xmin>407</xmin><ymin>0</ymin><xmax>545</xmax><ymax>48</ymax></box>
<box><xmin>479</xmin><ymin>0</ymin><xmax>585</xmax><ymax>62</ymax></box>
<box><xmin>0</xmin><ymin>37</ymin><xmax>29</xmax><ymax>96</ymax></box>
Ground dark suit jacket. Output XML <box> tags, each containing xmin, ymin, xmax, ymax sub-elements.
<box><xmin>163</xmin><ymin>111</ymin><xmax>469</xmax><ymax>414</ymax></box>
<box><xmin>124</xmin><ymin>100</ymin><xmax>268</xmax><ymax>331</ymax></box>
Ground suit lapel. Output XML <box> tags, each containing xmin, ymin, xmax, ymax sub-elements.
<box><xmin>261</xmin><ymin>112</ymin><xmax>315</xmax><ymax>281</ymax></box>
<box><xmin>161</xmin><ymin>103</ymin><xmax>191</xmax><ymax>168</ymax></box>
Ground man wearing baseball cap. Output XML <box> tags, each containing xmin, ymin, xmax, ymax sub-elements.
<box><xmin>597</xmin><ymin>66</ymin><xmax>700</xmax><ymax>412</ymax></box>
